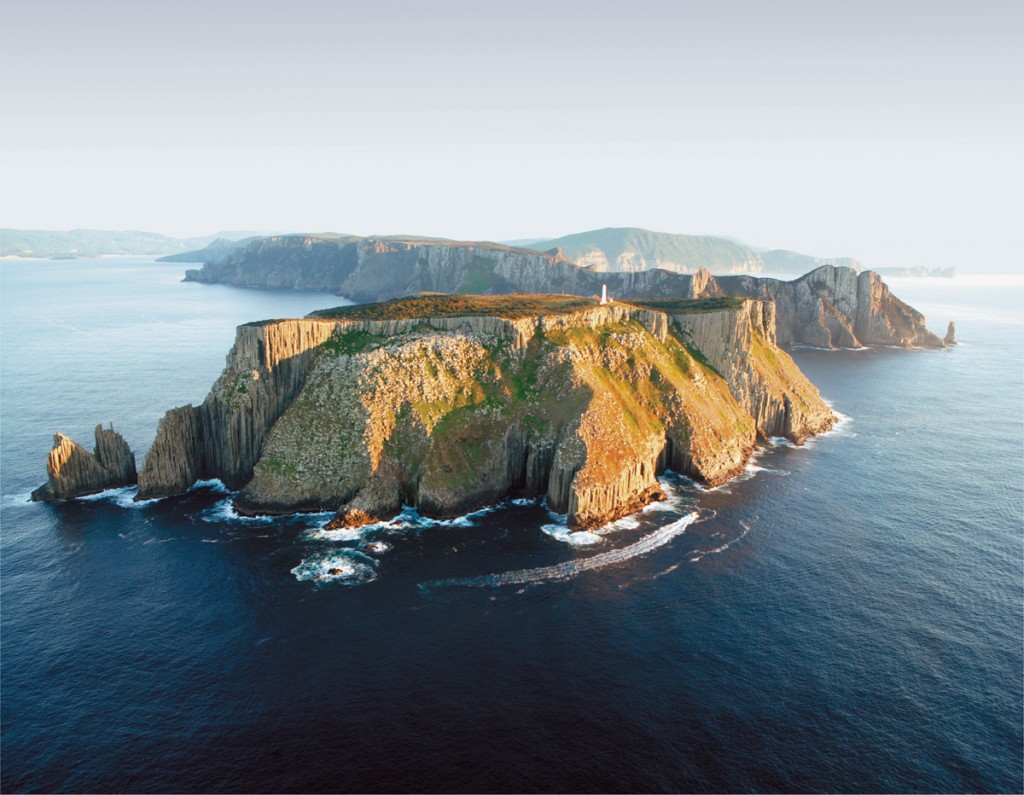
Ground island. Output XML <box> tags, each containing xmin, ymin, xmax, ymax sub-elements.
<box><xmin>34</xmin><ymin>293</ymin><xmax>838</xmax><ymax>528</ymax></box>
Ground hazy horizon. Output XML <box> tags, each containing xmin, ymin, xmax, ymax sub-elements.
<box><xmin>3</xmin><ymin>0</ymin><xmax>1021</xmax><ymax>272</ymax></box>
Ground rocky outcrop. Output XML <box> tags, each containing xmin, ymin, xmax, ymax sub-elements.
<box><xmin>944</xmin><ymin>322</ymin><xmax>957</xmax><ymax>345</ymax></box>
<box><xmin>137</xmin><ymin>406</ymin><xmax>202</xmax><ymax>499</ymax></box>
<box><xmin>32</xmin><ymin>425</ymin><xmax>137</xmax><ymax>500</ymax></box>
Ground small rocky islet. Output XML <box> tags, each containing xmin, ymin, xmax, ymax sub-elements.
<box><xmin>33</xmin><ymin>266</ymin><xmax>952</xmax><ymax>530</ymax></box>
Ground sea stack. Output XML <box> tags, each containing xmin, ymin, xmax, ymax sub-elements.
<box><xmin>944</xmin><ymin>321</ymin><xmax>957</xmax><ymax>345</ymax></box>
<box><xmin>32</xmin><ymin>424</ymin><xmax>137</xmax><ymax>501</ymax></box>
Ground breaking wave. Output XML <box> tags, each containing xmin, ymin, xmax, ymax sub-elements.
<box><xmin>290</xmin><ymin>549</ymin><xmax>378</xmax><ymax>585</ymax></box>
<box><xmin>541</xmin><ymin>524</ymin><xmax>603</xmax><ymax>546</ymax></box>
<box><xmin>202</xmin><ymin>498</ymin><xmax>277</xmax><ymax>524</ymax></box>
<box><xmin>189</xmin><ymin>479</ymin><xmax>231</xmax><ymax>494</ymax></box>
<box><xmin>422</xmin><ymin>512</ymin><xmax>698</xmax><ymax>589</ymax></box>
<box><xmin>77</xmin><ymin>486</ymin><xmax>156</xmax><ymax>509</ymax></box>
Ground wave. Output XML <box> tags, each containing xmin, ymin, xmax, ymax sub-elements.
<box><xmin>2</xmin><ymin>490</ymin><xmax>38</xmax><ymax>507</ymax></box>
<box><xmin>202</xmin><ymin>498</ymin><xmax>277</xmax><ymax>524</ymax></box>
<box><xmin>301</xmin><ymin>503</ymin><xmax>507</xmax><ymax>551</ymax></box>
<box><xmin>306</xmin><ymin>525</ymin><xmax>367</xmax><ymax>542</ymax></box>
<box><xmin>541</xmin><ymin>524</ymin><xmax>603</xmax><ymax>546</ymax></box>
<box><xmin>291</xmin><ymin>549</ymin><xmax>379</xmax><ymax>586</ymax></box>
<box><xmin>689</xmin><ymin>520</ymin><xmax>753</xmax><ymax>563</ymax></box>
<box><xmin>75</xmin><ymin>485</ymin><xmax>157</xmax><ymax>509</ymax></box>
<box><xmin>422</xmin><ymin>512</ymin><xmax>698</xmax><ymax>590</ymax></box>
<box><xmin>189</xmin><ymin>479</ymin><xmax>231</xmax><ymax>494</ymax></box>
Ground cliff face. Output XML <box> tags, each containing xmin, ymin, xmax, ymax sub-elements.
<box><xmin>665</xmin><ymin>301</ymin><xmax>835</xmax><ymax>442</ymax></box>
<box><xmin>126</xmin><ymin>296</ymin><xmax>834</xmax><ymax>528</ymax></box>
<box><xmin>184</xmin><ymin>236</ymin><xmax>589</xmax><ymax>302</ymax></box>
<box><xmin>184</xmin><ymin>236</ymin><xmax>944</xmax><ymax>350</ymax></box>
<box><xmin>32</xmin><ymin>425</ymin><xmax>137</xmax><ymax>501</ymax></box>
<box><xmin>715</xmin><ymin>267</ymin><xmax>945</xmax><ymax>348</ymax></box>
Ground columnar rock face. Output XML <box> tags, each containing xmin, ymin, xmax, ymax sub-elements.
<box><xmin>185</xmin><ymin>236</ymin><xmax>944</xmax><ymax>349</ymax></box>
<box><xmin>667</xmin><ymin>300</ymin><xmax>835</xmax><ymax>442</ymax></box>
<box><xmin>137</xmin><ymin>406</ymin><xmax>202</xmax><ymax>499</ymax></box>
<box><xmin>944</xmin><ymin>321</ymin><xmax>957</xmax><ymax>345</ymax></box>
<box><xmin>716</xmin><ymin>267</ymin><xmax>945</xmax><ymax>348</ymax></box>
<box><xmin>113</xmin><ymin>296</ymin><xmax>835</xmax><ymax>528</ymax></box>
<box><xmin>32</xmin><ymin>425</ymin><xmax>137</xmax><ymax>500</ymax></box>
<box><xmin>185</xmin><ymin>236</ymin><xmax>591</xmax><ymax>301</ymax></box>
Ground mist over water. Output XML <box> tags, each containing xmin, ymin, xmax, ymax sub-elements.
<box><xmin>2</xmin><ymin>260</ymin><xmax>1021</xmax><ymax>792</ymax></box>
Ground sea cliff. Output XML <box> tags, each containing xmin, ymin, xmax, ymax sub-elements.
<box><xmin>42</xmin><ymin>294</ymin><xmax>832</xmax><ymax>528</ymax></box>
<box><xmin>184</xmin><ymin>236</ymin><xmax>946</xmax><ymax>349</ymax></box>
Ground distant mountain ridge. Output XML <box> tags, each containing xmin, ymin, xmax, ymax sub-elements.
<box><xmin>0</xmin><ymin>229</ymin><xmax>274</xmax><ymax>258</ymax></box>
<box><xmin>529</xmin><ymin>227</ymin><xmax>861</xmax><ymax>275</ymax></box>
<box><xmin>2</xmin><ymin>226</ymin><xmax>863</xmax><ymax>275</ymax></box>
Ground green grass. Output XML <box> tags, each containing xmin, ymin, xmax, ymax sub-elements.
<box><xmin>458</xmin><ymin>257</ymin><xmax>497</xmax><ymax>294</ymax></box>
<box><xmin>261</xmin><ymin>458</ymin><xmax>298</xmax><ymax>479</ymax></box>
<box><xmin>310</xmin><ymin>293</ymin><xmax>598</xmax><ymax>321</ymax></box>
<box><xmin>629</xmin><ymin>297</ymin><xmax>746</xmax><ymax>313</ymax></box>
<box><xmin>320</xmin><ymin>330</ymin><xmax>386</xmax><ymax>355</ymax></box>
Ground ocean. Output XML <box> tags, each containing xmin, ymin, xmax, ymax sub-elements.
<box><xmin>1</xmin><ymin>258</ymin><xmax>1021</xmax><ymax>793</ymax></box>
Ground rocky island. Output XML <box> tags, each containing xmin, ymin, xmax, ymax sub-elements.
<box><xmin>35</xmin><ymin>294</ymin><xmax>836</xmax><ymax>528</ymax></box>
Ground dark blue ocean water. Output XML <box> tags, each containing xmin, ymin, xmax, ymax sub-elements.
<box><xmin>2</xmin><ymin>259</ymin><xmax>1021</xmax><ymax>793</ymax></box>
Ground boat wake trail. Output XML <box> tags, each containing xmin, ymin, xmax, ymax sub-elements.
<box><xmin>421</xmin><ymin>512</ymin><xmax>698</xmax><ymax>590</ymax></box>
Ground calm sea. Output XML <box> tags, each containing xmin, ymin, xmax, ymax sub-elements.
<box><xmin>1</xmin><ymin>258</ymin><xmax>1021</xmax><ymax>793</ymax></box>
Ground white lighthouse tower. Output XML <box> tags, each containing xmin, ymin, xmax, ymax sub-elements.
<box><xmin>600</xmin><ymin>284</ymin><xmax>609</xmax><ymax>305</ymax></box>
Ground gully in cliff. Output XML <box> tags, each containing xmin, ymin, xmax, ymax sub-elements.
<box><xmin>33</xmin><ymin>294</ymin><xmax>843</xmax><ymax>529</ymax></box>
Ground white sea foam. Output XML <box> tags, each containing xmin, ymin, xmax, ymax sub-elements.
<box><xmin>75</xmin><ymin>485</ymin><xmax>158</xmax><ymax>509</ymax></box>
<box><xmin>510</xmin><ymin>497</ymin><xmax>537</xmax><ymax>506</ymax></box>
<box><xmin>424</xmin><ymin>512</ymin><xmax>698</xmax><ymax>589</ymax></box>
<box><xmin>606</xmin><ymin>515</ymin><xmax>641</xmax><ymax>531</ymax></box>
<box><xmin>291</xmin><ymin>550</ymin><xmax>378</xmax><ymax>585</ymax></box>
<box><xmin>690</xmin><ymin>520</ymin><xmax>753</xmax><ymax>563</ymax></box>
<box><xmin>403</xmin><ymin>503</ymin><xmax>499</xmax><ymax>528</ymax></box>
<box><xmin>201</xmin><ymin>498</ymin><xmax>276</xmax><ymax>524</ymax></box>
<box><xmin>189</xmin><ymin>479</ymin><xmax>231</xmax><ymax>494</ymax></box>
<box><xmin>2</xmin><ymin>490</ymin><xmax>37</xmax><ymax>507</ymax></box>
<box><xmin>306</xmin><ymin>525</ymin><xmax>366</xmax><ymax>542</ymax></box>
<box><xmin>541</xmin><ymin>524</ymin><xmax>603</xmax><ymax>546</ymax></box>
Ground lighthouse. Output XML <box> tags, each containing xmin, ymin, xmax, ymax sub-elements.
<box><xmin>600</xmin><ymin>284</ymin><xmax>609</xmax><ymax>305</ymax></box>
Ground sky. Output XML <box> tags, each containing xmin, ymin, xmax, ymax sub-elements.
<box><xmin>2</xmin><ymin>0</ymin><xmax>1021</xmax><ymax>271</ymax></box>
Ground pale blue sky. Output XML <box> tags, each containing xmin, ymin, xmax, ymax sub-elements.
<box><xmin>2</xmin><ymin>0</ymin><xmax>1021</xmax><ymax>270</ymax></box>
